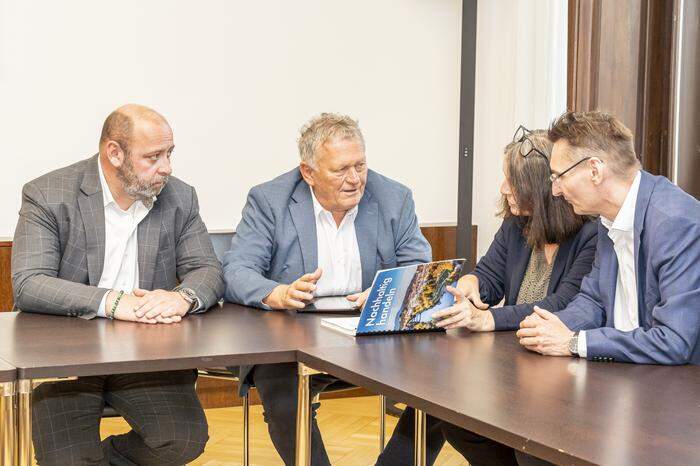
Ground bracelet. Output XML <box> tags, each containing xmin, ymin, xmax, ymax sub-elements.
<box><xmin>109</xmin><ymin>290</ymin><xmax>124</xmax><ymax>320</ymax></box>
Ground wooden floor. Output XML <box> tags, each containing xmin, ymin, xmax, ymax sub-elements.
<box><xmin>98</xmin><ymin>395</ymin><xmax>468</xmax><ymax>465</ymax></box>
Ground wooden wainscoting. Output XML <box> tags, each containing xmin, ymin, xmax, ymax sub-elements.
<box><xmin>0</xmin><ymin>239</ymin><xmax>12</xmax><ymax>312</ymax></box>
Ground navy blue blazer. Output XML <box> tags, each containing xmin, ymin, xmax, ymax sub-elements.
<box><xmin>556</xmin><ymin>171</ymin><xmax>700</xmax><ymax>365</ymax></box>
<box><xmin>472</xmin><ymin>217</ymin><xmax>598</xmax><ymax>330</ymax></box>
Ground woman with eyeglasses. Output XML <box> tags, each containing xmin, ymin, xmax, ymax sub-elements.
<box><xmin>376</xmin><ymin>128</ymin><xmax>597</xmax><ymax>466</ymax></box>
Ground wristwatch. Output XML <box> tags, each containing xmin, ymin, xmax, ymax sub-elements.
<box><xmin>175</xmin><ymin>287</ymin><xmax>199</xmax><ymax>313</ymax></box>
<box><xmin>568</xmin><ymin>331</ymin><xmax>580</xmax><ymax>356</ymax></box>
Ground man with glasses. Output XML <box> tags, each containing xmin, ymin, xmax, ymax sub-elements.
<box><xmin>516</xmin><ymin>110</ymin><xmax>700</xmax><ymax>368</ymax></box>
<box><xmin>222</xmin><ymin>112</ymin><xmax>431</xmax><ymax>465</ymax></box>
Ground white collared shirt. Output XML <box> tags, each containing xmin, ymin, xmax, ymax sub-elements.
<box><xmin>96</xmin><ymin>160</ymin><xmax>153</xmax><ymax>317</ymax></box>
<box><xmin>310</xmin><ymin>187</ymin><xmax>363</xmax><ymax>297</ymax></box>
<box><xmin>579</xmin><ymin>171</ymin><xmax>642</xmax><ymax>357</ymax></box>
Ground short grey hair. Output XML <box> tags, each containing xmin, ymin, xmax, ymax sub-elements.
<box><xmin>298</xmin><ymin>113</ymin><xmax>365</xmax><ymax>168</ymax></box>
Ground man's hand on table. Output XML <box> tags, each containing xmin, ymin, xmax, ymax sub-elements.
<box><xmin>263</xmin><ymin>268</ymin><xmax>323</xmax><ymax>310</ymax></box>
<box><xmin>346</xmin><ymin>288</ymin><xmax>370</xmax><ymax>309</ymax></box>
<box><xmin>516</xmin><ymin>306</ymin><xmax>573</xmax><ymax>356</ymax></box>
<box><xmin>105</xmin><ymin>290</ymin><xmax>186</xmax><ymax>324</ymax></box>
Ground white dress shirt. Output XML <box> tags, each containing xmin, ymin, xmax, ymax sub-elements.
<box><xmin>578</xmin><ymin>171</ymin><xmax>641</xmax><ymax>357</ymax></box>
<box><xmin>310</xmin><ymin>188</ymin><xmax>363</xmax><ymax>297</ymax></box>
<box><xmin>96</xmin><ymin>160</ymin><xmax>153</xmax><ymax>317</ymax></box>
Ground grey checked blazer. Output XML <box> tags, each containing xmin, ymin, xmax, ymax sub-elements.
<box><xmin>11</xmin><ymin>154</ymin><xmax>224</xmax><ymax>319</ymax></box>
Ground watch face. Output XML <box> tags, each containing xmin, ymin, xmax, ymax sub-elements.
<box><xmin>569</xmin><ymin>336</ymin><xmax>578</xmax><ymax>355</ymax></box>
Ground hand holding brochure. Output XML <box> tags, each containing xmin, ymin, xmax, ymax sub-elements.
<box><xmin>321</xmin><ymin>259</ymin><xmax>465</xmax><ymax>336</ymax></box>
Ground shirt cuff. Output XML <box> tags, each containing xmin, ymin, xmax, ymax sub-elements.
<box><xmin>577</xmin><ymin>330</ymin><xmax>587</xmax><ymax>358</ymax></box>
<box><xmin>97</xmin><ymin>290</ymin><xmax>109</xmax><ymax>318</ymax></box>
<box><xmin>189</xmin><ymin>295</ymin><xmax>203</xmax><ymax>314</ymax></box>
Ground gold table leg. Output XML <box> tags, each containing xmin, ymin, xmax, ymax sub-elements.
<box><xmin>295</xmin><ymin>363</ymin><xmax>320</xmax><ymax>466</ymax></box>
<box><xmin>379</xmin><ymin>395</ymin><xmax>386</xmax><ymax>452</ymax></box>
<box><xmin>16</xmin><ymin>377</ymin><xmax>76</xmax><ymax>466</ymax></box>
<box><xmin>414</xmin><ymin>408</ymin><xmax>426</xmax><ymax>466</ymax></box>
<box><xmin>0</xmin><ymin>381</ymin><xmax>16</xmax><ymax>466</ymax></box>
<box><xmin>243</xmin><ymin>392</ymin><xmax>249</xmax><ymax>466</ymax></box>
<box><xmin>17</xmin><ymin>379</ymin><xmax>32</xmax><ymax>466</ymax></box>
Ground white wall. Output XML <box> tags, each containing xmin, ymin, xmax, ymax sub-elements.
<box><xmin>1</xmin><ymin>0</ymin><xmax>569</xmax><ymax>259</ymax></box>
<box><xmin>0</xmin><ymin>0</ymin><xmax>461</xmax><ymax>237</ymax></box>
<box><xmin>472</xmin><ymin>0</ymin><xmax>568</xmax><ymax>258</ymax></box>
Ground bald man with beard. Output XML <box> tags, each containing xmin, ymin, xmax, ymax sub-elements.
<box><xmin>12</xmin><ymin>104</ymin><xmax>224</xmax><ymax>465</ymax></box>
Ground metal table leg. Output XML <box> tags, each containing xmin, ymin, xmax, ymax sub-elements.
<box><xmin>379</xmin><ymin>394</ymin><xmax>386</xmax><ymax>452</ymax></box>
<box><xmin>17</xmin><ymin>379</ymin><xmax>32</xmax><ymax>466</ymax></box>
<box><xmin>0</xmin><ymin>381</ymin><xmax>16</xmax><ymax>466</ymax></box>
<box><xmin>414</xmin><ymin>408</ymin><xmax>426</xmax><ymax>466</ymax></box>
<box><xmin>295</xmin><ymin>363</ymin><xmax>320</xmax><ymax>466</ymax></box>
<box><xmin>16</xmin><ymin>377</ymin><xmax>77</xmax><ymax>466</ymax></box>
<box><xmin>243</xmin><ymin>392</ymin><xmax>250</xmax><ymax>466</ymax></box>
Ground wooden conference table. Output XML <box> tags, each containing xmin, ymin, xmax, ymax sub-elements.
<box><xmin>0</xmin><ymin>305</ymin><xmax>348</xmax><ymax>466</ymax></box>
<box><xmin>1</xmin><ymin>305</ymin><xmax>699</xmax><ymax>466</ymax></box>
<box><xmin>297</xmin><ymin>331</ymin><xmax>700</xmax><ymax>466</ymax></box>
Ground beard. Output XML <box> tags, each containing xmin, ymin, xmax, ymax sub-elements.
<box><xmin>116</xmin><ymin>155</ymin><xmax>169</xmax><ymax>208</ymax></box>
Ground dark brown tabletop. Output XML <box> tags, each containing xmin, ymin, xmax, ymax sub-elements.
<box><xmin>298</xmin><ymin>330</ymin><xmax>700</xmax><ymax>466</ymax></box>
<box><xmin>0</xmin><ymin>304</ymin><xmax>350</xmax><ymax>379</ymax></box>
<box><xmin>0</xmin><ymin>358</ymin><xmax>15</xmax><ymax>383</ymax></box>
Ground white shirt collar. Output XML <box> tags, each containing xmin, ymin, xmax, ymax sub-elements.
<box><xmin>601</xmin><ymin>170</ymin><xmax>641</xmax><ymax>233</ymax></box>
<box><xmin>309</xmin><ymin>185</ymin><xmax>359</xmax><ymax>224</ymax></box>
<box><xmin>97</xmin><ymin>158</ymin><xmax>117</xmax><ymax>208</ymax></box>
<box><xmin>97</xmin><ymin>157</ymin><xmax>155</xmax><ymax>212</ymax></box>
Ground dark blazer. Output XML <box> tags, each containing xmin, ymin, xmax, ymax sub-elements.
<box><xmin>472</xmin><ymin>217</ymin><xmax>598</xmax><ymax>330</ymax></box>
<box><xmin>556</xmin><ymin>171</ymin><xmax>700</xmax><ymax>365</ymax></box>
<box><xmin>11</xmin><ymin>155</ymin><xmax>224</xmax><ymax>318</ymax></box>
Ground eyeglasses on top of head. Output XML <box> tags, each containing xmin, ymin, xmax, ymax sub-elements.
<box><xmin>512</xmin><ymin>125</ymin><xmax>548</xmax><ymax>160</ymax></box>
<box><xmin>512</xmin><ymin>124</ymin><xmax>533</xmax><ymax>143</ymax></box>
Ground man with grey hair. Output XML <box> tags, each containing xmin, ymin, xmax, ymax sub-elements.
<box><xmin>223</xmin><ymin>112</ymin><xmax>431</xmax><ymax>465</ymax></box>
<box><xmin>12</xmin><ymin>104</ymin><xmax>224</xmax><ymax>465</ymax></box>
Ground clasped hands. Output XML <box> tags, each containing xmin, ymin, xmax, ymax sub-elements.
<box><xmin>106</xmin><ymin>288</ymin><xmax>191</xmax><ymax>324</ymax></box>
<box><xmin>516</xmin><ymin>306</ymin><xmax>574</xmax><ymax>356</ymax></box>
<box><xmin>263</xmin><ymin>268</ymin><xmax>371</xmax><ymax>310</ymax></box>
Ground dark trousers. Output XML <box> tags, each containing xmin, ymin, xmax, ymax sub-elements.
<box><xmin>377</xmin><ymin>407</ymin><xmax>520</xmax><ymax>466</ymax></box>
<box><xmin>376</xmin><ymin>407</ymin><xmax>446</xmax><ymax>466</ymax></box>
<box><xmin>250</xmin><ymin>362</ymin><xmax>338</xmax><ymax>466</ymax></box>
<box><xmin>32</xmin><ymin>370</ymin><xmax>208</xmax><ymax>466</ymax></box>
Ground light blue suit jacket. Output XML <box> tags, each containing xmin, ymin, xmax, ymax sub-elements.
<box><xmin>223</xmin><ymin>167</ymin><xmax>432</xmax><ymax>307</ymax></box>
<box><xmin>556</xmin><ymin>171</ymin><xmax>700</xmax><ymax>365</ymax></box>
<box><xmin>223</xmin><ymin>168</ymin><xmax>432</xmax><ymax>393</ymax></box>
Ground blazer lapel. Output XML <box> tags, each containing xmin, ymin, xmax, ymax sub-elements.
<box><xmin>508</xmin><ymin>232</ymin><xmax>531</xmax><ymax>305</ymax></box>
<box><xmin>548</xmin><ymin>234</ymin><xmax>574</xmax><ymax>293</ymax></box>
<box><xmin>598</xmin><ymin>231</ymin><xmax>618</xmax><ymax>327</ymax></box>
<box><xmin>633</xmin><ymin>171</ymin><xmax>654</xmax><ymax>326</ymax></box>
<box><xmin>78</xmin><ymin>155</ymin><xmax>106</xmax><ymax>286</ymax></box>
<box><xmin>289</xmin><ymin>181</ymin><xmax>318</xmax><ymax>274</ymax></box>
<box><xmin>138</xmin><ymin>202</ymin><xmax>162</xmax><ymax>290</ymax></box>
<box><xmin>355</xmin><ymin>191</ymin><xmax>378</xmax><ymax>290</ymax></box>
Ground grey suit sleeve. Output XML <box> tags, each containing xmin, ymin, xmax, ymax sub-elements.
<box><xmin>222</xmin><ymin>187</ymin><xmax>281</xmax><ymax>308</ymax></box>
<box><xmin>175</xmin><ymin>187</ymin><xmax>225</xmax><ymax>312</ymax></box>
<box><xmin>11</xmin><ymin>183</ymin><xmax>108</xmax><ymax>318</ymax></box>
<box><xmin>395</xmin><ymin>190</ymin><xmax>432</xmax><ymax>266</ymax></box>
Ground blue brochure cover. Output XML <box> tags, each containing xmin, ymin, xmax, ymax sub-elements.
<box><xmin>355</xmin><ymin>259</ymin><xmax>465</xmax><ymax>335</ymax></box>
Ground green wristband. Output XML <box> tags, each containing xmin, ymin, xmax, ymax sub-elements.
<box><xmin>109</xmin><ymin>290</ymin><xmax>124</xmax><ymax>320</ymax></box>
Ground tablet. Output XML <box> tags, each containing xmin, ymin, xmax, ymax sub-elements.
<box><xmin>297</xmin><ymin>296</ymin><xmax>361</xmax><ymax>314</ymax></box>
